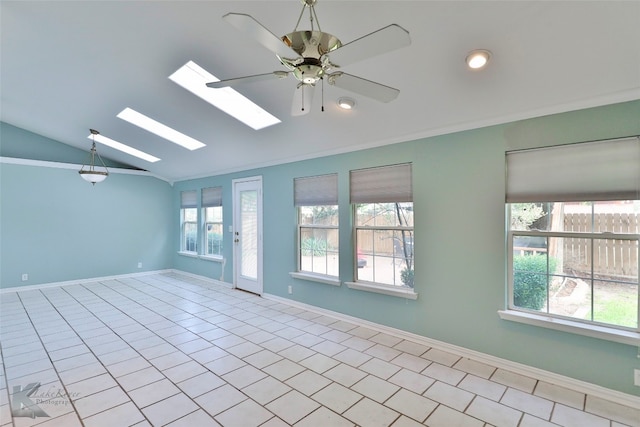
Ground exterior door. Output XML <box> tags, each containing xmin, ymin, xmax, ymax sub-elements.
<box><xmin>232</xmin><ymin>177</ymin><xmax>263</xmax><ymax>294</ymax></box>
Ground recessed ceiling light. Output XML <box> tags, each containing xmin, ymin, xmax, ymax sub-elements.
<box><xmin>89</xmin><ymin>133</ymin><xmax>161</xmax><ymax>163</ymax></box>
<box><xmin>117</xmin><ymin>108</ymin><xmax>205</xmax><ymax>151</ymax></box>
<box><xmin>466</xmin><ymin>49</ymin><xmax>491</xmax><ymax>69</ymax></box>
<box><xmin>337</xmin><ymin>97</ymin><xmax>356</xmax><ymax>110</ymax></box>
<box><xmin>169</xmin><ymin>61</ymin><xmax>281</xmax><ymax>130</ymax></box>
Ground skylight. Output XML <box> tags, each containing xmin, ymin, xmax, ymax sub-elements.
<box><xmin>117</xmin><ymin>108</ymin><xmax>206</xmax><ymax>151</ymax></box>
<box><xmin>169</xmin><ymin>61</ymin><xmax>281</xmax><ymax>130</ymax></box>
<box><xmin>90</xmin><ymin>133</ymin><xmax>161</xmax><ymax>163</ymax></box>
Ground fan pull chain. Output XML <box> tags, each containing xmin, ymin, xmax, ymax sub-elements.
<box><xmin>321</xmin><ymin>77</ymin><xmax>325</xmax><ymax>112</ymax></box>
<box><xmin>301</xmin><ymin>85</ymin><xmax>305</xmax><ymax>112</ymax></box>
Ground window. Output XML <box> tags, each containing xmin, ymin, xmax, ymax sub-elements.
<box><xmin>294</xmin><ymin>174</ymin><xmax>339</xmax><ymax>276</ymax></box>
<box><xmin>351</xmin><ymin>163</ymin><xmax>414</xmax><ymax>288</ymax></box>
<box><xmin>180</xmin><ymin>190</ymin><xmax>197</xmax><ymax>253</ymax></box>
<box><xmin>506</xmin><ymin>137</ymin><xmax>639</xmax><ymax>333</ymax></box>
<box><xmin>202</xmin><ymin>187</ymin><xmax>223</xmax><ymax>257</ymax></box>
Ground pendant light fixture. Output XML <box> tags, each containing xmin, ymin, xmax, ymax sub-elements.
<box><xmin>79</xmin><ymin>129</ymin><xmax>109</xmax><ymax>185</ymax></box>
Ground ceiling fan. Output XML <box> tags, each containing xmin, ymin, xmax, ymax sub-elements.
<box><xmin>206</xmin><ymin>0</ymin><xmax>411</xmax><ymax>115</ymax></box>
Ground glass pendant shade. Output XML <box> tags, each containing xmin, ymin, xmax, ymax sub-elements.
<box><xmin>79</xmin><ymin>170</ymin><xmax>109</xmax><ymax>184</ymax></box>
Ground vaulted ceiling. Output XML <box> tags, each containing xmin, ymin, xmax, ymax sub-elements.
<box><xmin>2</xmin><ymin>1</ymin><xmax>639</xmax><ymax>182</ymax></box>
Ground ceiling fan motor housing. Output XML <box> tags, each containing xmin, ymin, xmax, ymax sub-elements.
<box><xmin>279</xmin><ymin>30</ymin><xmax>341</xmax><ymax>84</ymax></box>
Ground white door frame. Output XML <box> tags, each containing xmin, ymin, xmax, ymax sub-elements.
<box><xmin>232</xmin><ymin>176</ymin><xmax>263</xmax><ymax>295</ymax></box>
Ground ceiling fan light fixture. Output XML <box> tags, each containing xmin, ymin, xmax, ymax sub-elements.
<box><xmin>215</xmin><ymin>1</ymin><xmax>410</xmax><ymax>113</ymax></box>
<box><xmin>466</xmin><ymin>49</ymin><xmax>491</xmax><ymax>69</ymax></box>
<box><xmin>337</xmin><ymin>97</ymin><xmax>355</xmax><ymax>110</ymax></box>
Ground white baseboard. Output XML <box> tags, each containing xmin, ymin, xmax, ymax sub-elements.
<box><xmin>0</xmin><ymin>269</ymin><xmax>234</xmax><ymax>294</ymax></box>
<box><xmin>0</xmin><ymin>269</ymin><xmax>174</xmax><ymax>294</ymax></box>
<box><xmin>263</xmin><ymin>292</ymin><xmax>640</xmax><ymax>410</ymax></box>
<box><xmin>169</xmin><ymin>269</ymin><xmax>233</xmax><ymax>289</ymax></box>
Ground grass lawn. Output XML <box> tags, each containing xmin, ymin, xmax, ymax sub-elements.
<box><xmin>591</xmin><ymin>297</ymin><xmax>638</xmax><ymax>328</ymax></box>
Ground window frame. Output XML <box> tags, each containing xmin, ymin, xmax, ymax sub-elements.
<box><xmin>180</xmin><ymin>207</ymin><xmax>198</xmax><ymax>254</ymax></box>
<box><xmin>179</xmin><ymin>190</ymin><xmax>198</xmax><ymax>255</ymax></box>
<box><xmin>200</xmin><ymin>186</ymin><xmax>224</xmax><ymax>260</ymax></box>
<box><xmin>347</xmin><ymin>163</ymin><xmax>417</xmax><ymax>299</ymax></box>
<box><xmin>506</xmin><ymin>203</ymin><xmax>639</xmax><ymax>334</ymax></box>
<box><xmin>353</xmin><ymin>203</ymin><xmax>414</xmax><ymax>288</ymax></box>
<box><xmin>502</xmin><ymin>137</ymin><xmax>640</xmax><ymax>345</ymax></box>
<box><xmin>296</xmin><ymin>207</ymin><xmax>340</xmax><ymax>278</ymax></box>
<box><xmin>293</xmin><ymin>174</ymin><xmax>340</xmax><ymax>280</ymax></box>
<box><xmin>202</xmin><ymin>205</ymin><xmax>223</xmax><ymax>258</ymax></box>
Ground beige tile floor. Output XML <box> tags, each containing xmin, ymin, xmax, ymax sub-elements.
<box><xmin>0</xmin><ymin>273</ymin><xmax>638</xmax><ymax>427</ymax></box>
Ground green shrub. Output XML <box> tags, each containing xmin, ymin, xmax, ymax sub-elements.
<box><xmin>301</xmin><ymin>237</ymin><xmax>327</xmax><ymax>256</ymax></box>
<box><xmin>400</xmin><ymin>267</ymin><xmax>414</xmax><ymax>288</ymax></box>
<box><xmin>513</xmin><ymin>254</ymin><xmax>556</xmax><ymax>311</ymax></box>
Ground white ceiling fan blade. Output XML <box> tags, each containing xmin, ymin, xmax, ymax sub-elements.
<box><xmin>327</xmin><ymin>72</ymin><xmax>400</xmax><ymax>103</ymax></box>
<box><xmin>207</xmin><ymin>71</ymin><xmax>289</xmax><ymax>88</ymax></box>
<box><xmin>223</xmin><ymin>13</ymin><xmax>302</xmax><ymax>62</ymax></box>
<box><xmin>291</xmin><ymin>84</ymin><xmax>315</xmax><ymax>116</ymax></box>
<box><xmin>325</xmin><ymin>24</ymin><xmax>411</xmax><ymax>68</ymax></box>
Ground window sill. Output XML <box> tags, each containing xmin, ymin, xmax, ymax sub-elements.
<box><xmin>177</xmin><ymin>251</ymin><xmax>198</xmax><ymax>259</ymax></box>
<box><xmin>345</xmin><ymin>281</ymin><xmax>418</xmax><ymax>300</ymax></box>
<box><xmin>498</xmin><ymin>309</ymin><xmax>640</xmax><ymax>347</ymax></box>
<box><xmin>289</xmin><ymin>272</ymin><xmax>341</xmax><ymax>286</ymax></box>
<box><xmin>199</xmin><ymin>255</ymin><xmax>224</xmax><ymax>263</ymax></box>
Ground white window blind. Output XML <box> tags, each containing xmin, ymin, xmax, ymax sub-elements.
<box><xmin>294</xmin><ymin>173</ymin><xmax>338</xmax><ymax>206</ymax></box>
<box><xmin>181</xmin><ymin>190</ymin><xmax>197</xmax><ymax>208</ymax></box>
<box><xmin>506</xmin><ymin>137</ymin><xmax>640</xmax><ymax>203</ymax></box>
<box><xmin>350</xmin><ymin>163</ymin><xmax>412</xmax><ymax>203</ymax></box>
<box><xmin>202</xmin><ymin>187</ymin><xmax>223</xmax><ymax>207</ymax></box>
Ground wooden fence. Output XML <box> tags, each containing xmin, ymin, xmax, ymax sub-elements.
<box><xmin>562</xmin><ymin>213</ymin><xmax>639</xmax><ymax>279</ymax></box>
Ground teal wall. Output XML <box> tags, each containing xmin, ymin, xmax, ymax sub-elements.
<box><xmin>1</xmin><ymin>100</ymin><xmax>639</xmax><ymax>396</ymax></box>
<box><xmin>0</xmin><ymin>125</ymin><xmax>174</xmax><ymax>288</ymax></box>
<box><xmin>173</xmin><ymin>100</ymin><xmax>640</xmax><ymax>396</ymax></box>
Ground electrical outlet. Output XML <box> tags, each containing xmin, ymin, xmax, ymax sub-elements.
<box><xmin>634</xmin><ymin>369</ymin><xmax>640</xmax><ymax>387</ymax></box>
<box><xmin>137</xmin><ymin>262</ymin><xmax>142</xmax><ymax>269</ymax></box>
<box><xmin>288</xmin><ymin>285</ymin><xmax>292</xmax><ymax>294</ymax></box>
<box><xmin>21</xmin><ymin>273</ymin><xmax>28</xmax><ymax>281</ymax></box>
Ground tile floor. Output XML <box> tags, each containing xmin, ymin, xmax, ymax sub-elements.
<box><xmin>0</xmin><ymin>273</ymin><xmax>638</xmax><ymax>427</ymax></box>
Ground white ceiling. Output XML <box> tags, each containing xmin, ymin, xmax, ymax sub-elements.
<box><xmin>2</xmin><ymin>1</ymin><xmax>639</xmax><ymax>183</ymax></box>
